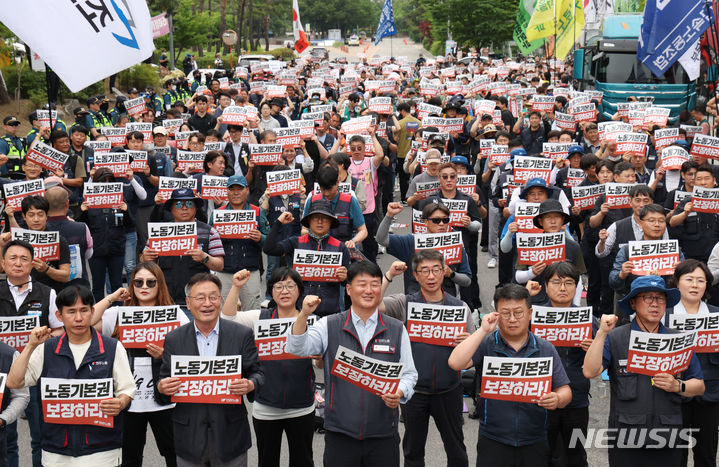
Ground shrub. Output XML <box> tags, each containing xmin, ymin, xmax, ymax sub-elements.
<box><xmin>1</xmin><ymin>64</ymin><xmax>103</xmax><ymax>104</ymax></box>
<box><xmin>118</xmin><ymin>64</ymin><xmax>162</xmax><ymax>91</ymax></box>
<box><xmin>429</xmin><ymin>41</ymin><xmax>444</xmax><ymax>57</ymax></box>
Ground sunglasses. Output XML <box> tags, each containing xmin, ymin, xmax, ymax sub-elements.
<box><xmin>6</xmin><ymin>122</ymin><xmax>19</xmax><ymax>127</ymax></box>
<box><xmin>132</xmin><ymin>279</ymin><xmax>157</xmax><ymax>288</ymax></box>
<box><xmin>174</xmin><ymin>200</ymin><xmax>195</xmax><ymax>209</ymax></box>
<box><xmin>427</xmin><ymin>217</ymin><xmax>451</xmax><ymax>224</ymax></box>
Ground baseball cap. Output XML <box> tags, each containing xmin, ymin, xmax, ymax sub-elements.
<box><xmin>568</xmin><ymin>144</ymin><xmax>585</xmax><ymax>156</ymax></box>
<box><xmin>519</xmin><ymin>177</ymin><xmax>549</xmax><ymax>199</ymax></box>
<box><xmin>73</xmin><ymin>107</ymin><xmax>89</xmax><ymax>116</ymax></box>
<box><xmin>227</xmin><ymin>174</ymin><xmax>248</xmax><ymax>188</ymax></box>
<box><xmin>128</xmin><ymin>87</ymin><xmax>139</xmax><ymax>94</ymax></box>
<box><xmin>86</xmin><ymin>96</ymin><xmax>101</xmax><ymax>105</ymax></box>
<box><xmin>44</xmin><ymin>176</ymin><xmax>73</xmax><ymax>195</ymax></box>
<box><xmin>450</xmin><ymin>155</ymin><xmax>470</xmax><ymax>168</ymax></box>
<box><xmin>153</xmin><ymin>126</ymin><xmax>169</xmax><ymax>136</ymax></box>
<box><xmin>3</xmin><ymin>116</ymin><xmax>20</xmax><ymax>125</ymax></box>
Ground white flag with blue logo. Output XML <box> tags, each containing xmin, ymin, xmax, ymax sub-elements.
<box><xmin>375</xmin><ymin>0</ymin><xmax>397</xmax><ymax>46</ymax></box>
<box><xmin>0</xmin><ymin>0</ymin><xmax>155</xmax><ymax>92</ymax></box>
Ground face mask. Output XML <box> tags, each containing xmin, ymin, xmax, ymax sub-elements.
<box><xmin>171</xmin><ymin>85</ymin><xmax>176</xmax><ymax>91</ymax></box>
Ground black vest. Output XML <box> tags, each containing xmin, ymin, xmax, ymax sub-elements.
<box><xmin>267</xmin><ymin>195</ymin><xmax>302</xmax><ymax>240</ymax></box>
<box><xmin>216</xmin><ymin>204</ymin><xmax>262</xmax><ymax>272</ymax></box>
<box><xmin>47</xmin><ymin>217</ymin><xmax>90</xmax><ymax>285</ymax></box>
<box><xmin>404</xmin><ymin>291</ymin><xmax>463</xmax><ymax>393</ymax></box>
<box><xmin>0</xmin><ymin>280</ymin><xmax>52</xmax><ymax>326</ymax></box>
<box><xmin>254</xmin><ymin>308</ymin><xmax>315</xmax><ymax>409</ymax></box>
<box><xmin>158</xmin><ymin>220</ymin><xmax>211</xmax><ymax>305</ymax></box>
<box><xmin>607</xmin><ymin>323</ymin><xmax>683</xmax><ymax>444</ymax></box>
<box><xmin>39</xmin><ymin>330</ymin><xmax>123</xmax><ymax>457</ymax></box>
<box><xmin>85</xmin><ymin>208</ymin><xmax>127</xmax><ymax>257</ymax></box>
<box><xmin>0</xmin><ymin>342</ymin><xmax>15</xmax><ymax>413</ymax></box>
<box><xmin>295</xmin><ymin>234</ymin><xmax>345</xmax><ymax>317</ymax></box>
<box><xmin>324</xmin><ymin>310</ymin><xmax>405</xmax><ymax>439</ymax></box>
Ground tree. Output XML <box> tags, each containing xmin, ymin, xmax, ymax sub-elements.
<box><xmin>447</xmin><ymin>0</ymin><xmax>518</xmax><ymax>50</ymax></box>
<box><xmin>301</xmin><ymin>0</ymin><xmax>380</xmax><ymax>35</ymax></box>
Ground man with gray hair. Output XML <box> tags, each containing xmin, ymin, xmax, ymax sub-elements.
<box><xmin>45</xmin><ymin>186</ymin><xmax>93</xmax><ymax>287</ymax></box>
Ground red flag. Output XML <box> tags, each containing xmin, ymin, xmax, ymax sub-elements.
<box><xmin>293</xmin><ymin>0</ymin><xmax>309</xmax><ymax>54</ymax></box>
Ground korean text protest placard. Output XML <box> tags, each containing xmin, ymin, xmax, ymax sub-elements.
<box><xmin>414</xmin><ymin>232</ymin><xmax>463</xmax><ymax>265</ymax></box>
<box><xmin>481</xmin><ymin>357</ymin><xmax>552</xmax><ymax>403</ymax></box>
<box><xmin>212</xmin><ymin>210</ymin><xmax>256</xmax><ymax>239</ymax></box>
<box><xmin>331</xmin><ymin>346</ymin><xmax>404</xmax><ymax>397</ymax></box>
<box><xmin>84</xmin><ymin>140</ymin><xmax>111</xmax><ymax>155</ymax></box>
<box><xmin>513</xmin><ymin>156</ymin><xmax>553</xmax><ymax>184</ymax></box>
<box><xmin>42</xmin><ymin>378</ymin><xmax>114</xmax><ymax>428</ymax></box>
<box><xmin>691</xmin><ymin>186</ymin><xmax>719</xmax><ymax>214</ymax></box>
<box><xmin>531</xmin><ymin>306</ymin><xmax>592</xmax><ymax>347</ymax></box>
<box><xmin>200</xmin><ymin>175</ymin><xmax>228</xmax><ymax>201</ymax></box>
<box><xmin>566</xmin><ymin>168</ymin><xmax>585</xmax><ymax>188</ymax></box>
<box><xmin>147</xmin><ymin>222</ymin><xmax>197</xmax><ymax>256</ymax></box>
<box><xmin>176</xmin><ymin>151</ymin><xmax>205</xmax><ymax>173</ymax></box>
<box><xmin>616</xmin><ymin>133</ymin><xmax>648</xmax><ymax>156</ymax></box>
<box><xmin>95</xmin><ymin>152</ymin><xmax>129</xmax><ymax>177</ymax></box>
<box><xmin>515</xmin><ymin>202</ymin><xmax>542</xmax><ymax>233</ymax></box>
<box><xmin>267</xmin><ymin>169</ymin><xmax>302</xmax><ymax>196</ymax></box>
<box><xmin>126</xmin><ymin>122</ymin><xmax>153</xmax><ymax>143</ymax></box>
<box><xmin>654</xmin><ymin>128</ymin><xmax>680</xmax><ymax>150</ymax></box>
<box><xmin>605</xmin><ymin>183</ymin><xmax>634</xmax><ymax>209</ymax></box>
<box><xmin>0</xmin><ymin>316</ymin><xmax>39</xmax><ymax>351</ymax></box>
<box><xmin>254</xmin><ymin>316</ymin><xmax>317</xmax><ymax>360</ymax></box>
<box><xmin>516</xmin><ymin>232</ymin><xmax>565</xmax><ymax>265</ymax></box>
<box><xmin>489</xmin><ymin>145</ymin><xmax>510</xmax><ymax>166</ymax></box>
<box><xmin>11</xmin><ymin>228</ymin><xmax>60</xmax><ymax>262</ymax></box>
<box><xmin>441</xmin><ymin>198</ymin><xmax>468</xmax><ymax>228</ymax></box>
<box><xmin>100</xmin><ymin>127</ymin><xmax>127</xmax><ymax>147</ymax></box>
<box><xmin>661</xmin><ymin>147</ymin><xmax>690</xmax><ymax>171</ymax></box>
<box><xmin>627</xmin><ymin>330</ymin><xmax>696</xmax><ymax>376</ymax></box>
<box><xmin>158</xmin><ymin>177</ymin><xmax>197</xmax><ymax>202</ymax></box>
<box><xmin>25</xmin><ymin>141</ymin><xmax>68</xmax><ymax>172</ymax></box>
<box><xmin>669</xmin><ymin>313</ymin><xmax>719</xmax><ymax>353</ymax></box>
<box><xmin>250</xmin><ymin>144</ymin><xmax>283</xmax><ymax>166</ymax></box>
<box><xmin>412</xmin><ymin>209</ymin><xmax>427</xmax><ymax>234</ymax></box>
<box><xmin>457</xmin><ymin>175</ymin><xmax>476</xmax><ymax>196</ymax></box>
<box><xmin>83</xmin><ymin>182</ymin><xmax>123</xmax><ymax>209</ymax></box>
<box><xmin>415</xmin><ymin>181</ymin><xmax>440</xmax><ymax>199</ymax></box>
<box><xmin>292</xmin><ymin>250</ymin><xmax>343</xmax><ymax>282</ymax></box>
<box><xmin>171</xmin><ymin>356</ymin><xmax>242</xmax><ymax>404</ymax></box>
<box><xmin>128</xmin><ymin>150</ymin><xmax>148</xmax><ymax>172</ymax></box>
<box><xmin>628</xmin><ymin>240</ymin><xmax>680</xmax><ymax>276</ymax></box>
<box><xmin>690</xmin><ymin>134</ymin><xmax>719</xmax><ymax>160</ymax></box>
<box><xmin>406</xmin><ymin>302</ymin><xmax>466</xmax><ymax>347</ymax></box>
<box><xmin>117</xmin><ymin>306</ymin><xmax>182</xmax><ymax>348</ymax></box>
<box><xmin>3</xmin><ymin>179</ymin><xmax>44</xmax><ymax>213</ymax></box>
<box><xmin>274</xmin><ymin>127</ymin><xmax>303</xmax><ymax>148</ymax></box>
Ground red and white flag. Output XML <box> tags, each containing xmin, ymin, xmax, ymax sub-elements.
<box><xmin>292</xmin><ymin>0</ymin><xmax>309</xmax><ymax>54</ymax></box>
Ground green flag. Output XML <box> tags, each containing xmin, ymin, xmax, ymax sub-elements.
<box><xmin>513</xmin><ymin>0</ymin><xmax>544</xmax><ymax>55</ymax></box>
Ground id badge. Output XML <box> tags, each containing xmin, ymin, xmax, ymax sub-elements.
<box><xmin>372</xmin><ymin>338</ymin><xmax>395</xmax><ymax>354</ymax></box>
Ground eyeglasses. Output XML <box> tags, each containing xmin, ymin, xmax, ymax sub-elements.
<box><xmin>548</xmin><ymin>279</ymin><xmax>576</xmax><ymax>288</ymax></box>
<box><xmin>498</xmin><ymin>310</ymin><xmax>526</xmax><ymax>320</ymax></box>
<box><xmin>273</xmin><ymin>283</ymin><xmax>298</xmax><ymax>292</ymax></box>
<box><xmin>440</xmin><ymin>174</ymin><xmax>457</xmax><ymax>180</ymax></box>
<box><xmin>415</xmin><ymin>267</ymin><xmax>443</xmax><ymax>277</ymax></box>
<box><xmin>427</xmin><ymin>217</ymin><xmax>450</xmax><ymax>224</ymax></box>
<box><xmin>174</xmin><ymin>200</ymin><xmax>195</xmax><ymax>209</ymax></box>
<box><xmin>681</xmin><ymin>277</ymin><xmax>707</xmax><ymax>286</ymax></box>
<box><xmin>188</xmin><ymin>294</ymin><xmax>222</xmax><ymax>303</ymax></box>
<box><xmin>637</xmin><ymin>294</ymin><xmax>666</xmax><ymax>305</ymax></box>
<box><xmin>132</xmin><ymin>279</ymin><xmax>157</xmax><ymax>288</ymax></box>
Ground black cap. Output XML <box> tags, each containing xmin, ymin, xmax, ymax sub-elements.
<box><xmin>3</xmin><ymin>116</ymin><xmax>20</xmax><ymax>125</ymax></box>
<box><xmin>128</xmin><ymin>87</ymin><xmax>139</xmax><ymax>94</ymax></box>
<box><xmin>86</xmin><ymin>96</ymin><xmax>100</xmax><ymax>105</ymax></box>
<box><xmin>533</xmin><ymin>199</ymin><xmax>570</xmax><ymax>229</ymax></box>
<box><xmin>73</xmin><ymin>107</ymin><xmax>89</xmax><ymax>116</ymax></box>
<box><xmin>301</xmin><ymin>199</ymin><xmax>339</xmax><ymax>228</ymax></box>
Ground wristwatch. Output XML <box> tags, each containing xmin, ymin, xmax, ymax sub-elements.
<box><xmin>202</xmin><ymin>254</ymin><xmax>210</xmax><ymax>264</ymax></box>
<box><xmin>677</xmin><ymin>379</ymin><xmax>686</xmax><ymax>394</ymax></box>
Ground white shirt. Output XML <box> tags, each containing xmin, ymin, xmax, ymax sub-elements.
<box><xmin>7</xmin><ymin>279</ymin><xmax>61</xmax><ymax>328</ymax></box>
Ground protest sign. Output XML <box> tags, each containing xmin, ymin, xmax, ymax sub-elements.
<box><xmin>691</xmin><ymin>186</ymin><xmax>719</xmax><ymax>214</ymax></box>
<box><xmin>254</xmin><ymin>316</ymin><xmax>317</xmax><ymax>360</ymax></box>
<box><xmin>516</xmin><ymin>232</ymin><xmax>566</xmax><ymax>265</ymax></box>
<box><xmin>531</xmin><ymin>306</ymin><xmax>593</xmax><ymax>347</ymax></box>
<box><xmin>95</xmin><ymin>152</ymin><xmax>130</xmax><ymax>177</ymax></box>
<box><xmin>176</xmin><ymin>150</ymin><xmax>205</xmax><ymax>173</ymax></box>
<box><xmin>200</xmin><ymin>175</ymin><xmax>228</xmax><ymax>201</ymax></box>
<box><xmin>627</xmin><ymin>330</ymin><xmax>696</xmax><ymax>376</ymax></box>
<box><xmin>669</xmin><ymin>314</ymin><xmax>719</xmax><ymax>353</ymax></box>
<box><xmin>513</xmin><ymin>156</ymin><xmax>553</xmax><ymax>184</ymax></box>
<box><xmin>406</xmin><ymin>302</ymin><xmax>467</xmax><ymax>346</ymax></box>
<box><xmin>250</xmin><ymin>144</ymin><xmax>283</xmax><ymax>166</ymax></box>
<box><xmin>212</xmin><ymin>210</ymin><xmax>257</xmax><ymax>239</ymax></box>
<box><xmin>83</xmin><ymin>182</ymin><xmax>123</xmax><ymax>209</ymax></box>
<box><xmin>292</xmin><ymin>250</ymin><xmax>343</xmax><ymax>282</ymax></box>
<box><xmin>571</xmin><ymin>184</ymin><xmax>605</xmax><ymax>211</ymax></box>
<box><xmin>3</xmin><ymin>179</ymin><xmax>44</xmax><ymax>212</ymax></box>
<box><xmin>515</xmin><ymin>202</ymin><xmax>542</xmax><ymax>233</ymax></box>
<box><xmin>42</xmin><ymin>378</ymin><xmax>114</xmax><ymax>427</ymax></box>
<box><xmin>117</xmin><ymin>306</ymin><xmax>182</xmax><ymax>348</ymax></box>
<box><xmin>147</xmin><ymin>222</ymin><xmax>198</xmax><ymax>256</ymax></box>
<box><xmin>157</xmin><ymin>177</ymin><xmax>197</xmax><ymax>201</ymax></box>
<box><xmin>605</xmin><ymin>183</ymin><xmax>634</xmax><ymax>209</ymax></box>
<box><xmin>0</xmin><ymin>316</ymin><xmax>39</xmax><ymax>351</ymax></box>
<box><xmin>331</xmin><ymin>346</ymin><xmax>404</xmax><ymax>397</ymax></box>
<box><xmin>481</xmin><ymin>357</ymin><xmax>552</xmax><ymax>403</ymax></box>
<box><xmin>267</xmin><ymin>169</ymin><xmax>302</xmax><ymax>196</ymax></box>
<box><xmin>414</xmin><ymin>232</ymin><xmax>463</xmax><ymax>265</ymax></box>
<box><xmin>457</xmin><ymin>174</ymin><xmax>476</xmax><ymax>196</ymax></box>
<box><xmin>11</xmin><ymin>228</ymin><xmax>60</xmax><ymax>262</ymax></box>
<box><xmin>25</xmin><ymin>141</ymin><xmax>68</xmax><ymax>172</ymax></box>
<box><xmin>171</xmin><ymin>356</ymin><xmax>242</xmax><ymax>404</ymax></box>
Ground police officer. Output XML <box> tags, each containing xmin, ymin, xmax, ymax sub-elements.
<box><xmin>287</xmin><ymin>261</ymin><xmax>418</xmax><ymax>467</ymax></box>
<box><xmin>264</xmin><ymin>200</ymin><xmax>350</xmax><ymax>317</ymax></box>
<box><xmin>382</xmin><ymin>252</ymin><xmax>474</xmax><ymax>467</ymax></box>
<box><xmin>0</xmin><ymin>116</ymin><xmax>25</xmax><ymax>176</ymax></box>
<box><xmin>449</xmin><ymin>284</ymin><xmax>572</xmax><ymax>466</ymax></box>
<box><xmin>213</xmin><ymin>175</ymin><xmax>268</xmax><ymax>311</ymax></box>
<box><xmin>139</xmin><ymin>188</ymin><xmax>225</xmax><ymax>310</ymax></box>
<box><xmin>85</xmin><ymin>96</ymin><xmax>112</xmax><ymax>138</ymax></box>
<box><xmin>583</xmin><ymin>276</ymin><xmax>705</xmax><ymax>466</ymax></box>
<box><xmin>146</xmin><ymin>87</ymin><xmax>164</xmax><ymax>117</ymax></box>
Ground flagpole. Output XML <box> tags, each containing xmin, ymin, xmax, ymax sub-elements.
<box><xmin>706</xmin><ymin>0</ymin><xmax>719</xmax><ymax>120</ymax></box>
<box><xmin>553</xmin><ymin>0</ymin><xmax>557</xmax><ymax>87</ymax></box>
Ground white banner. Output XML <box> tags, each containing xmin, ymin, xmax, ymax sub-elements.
<box><xmin>1</xmin><ymin>1</ymin><xmax>155</xmax><ymax>92</ymax></box>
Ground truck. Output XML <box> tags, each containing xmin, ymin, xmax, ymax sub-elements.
<box><xmin>573</xmin><ymin>14</ymin><xmax>696</xmax><ymax>121</ymax></box>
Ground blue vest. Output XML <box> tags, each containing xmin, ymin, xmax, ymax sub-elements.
<box><xmin>254</xmin><ymin>308</ymin><xmax>315</xmax><ymax>409</ymax></box>
<box><xmin>324</xmin><ymin>310</ymin><xmax>405</xmax><ymax>439</ymax></box>
<box><xmin>39</xmin><ymin>330</ymin><xmax>123</xmax><ymax>457</ymax></box>
<box><xmin>477</xmin><ymin>330</ymin><xmax>559</xmax><ymax>446</ymax></box>
<box><xmin>404</xmin><ymin>291</ymin><xmax>463</xmax><ymax>393</ymax></box>
<box><xmin>216</xmin><ymin>203</ymin><xmax>262</xmax><ymax>272</ymax></box>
